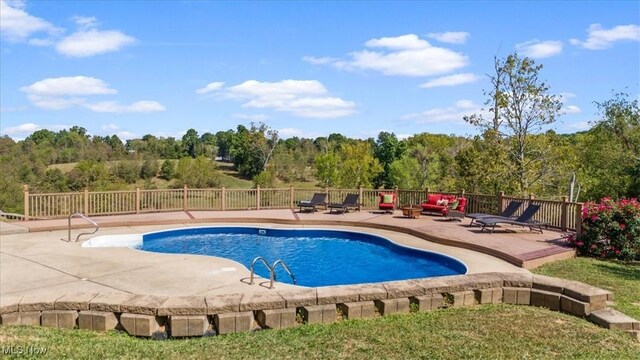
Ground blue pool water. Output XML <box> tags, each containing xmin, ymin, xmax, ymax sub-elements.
<box><xmin>141</xmin><ymin>227</ymin><xmax>467</xmax><ymax>287</ymax></box>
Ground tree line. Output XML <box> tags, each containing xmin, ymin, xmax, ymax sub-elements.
<box><xmin>1</xmin><ymin>53</ymin><xmax>638</xmax><ymax>214</ymax></box>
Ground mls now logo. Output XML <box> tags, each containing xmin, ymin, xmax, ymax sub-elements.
<box><xmin>2</xmin><ymin>345</ymin><xmax>48</xmax><ymax>355</ymax></box>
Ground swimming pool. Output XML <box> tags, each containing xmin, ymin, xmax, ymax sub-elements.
<box><xmin>139</xmin><ymin>227</ymin><xmax>467</xmax><ymax>287</ymax></box>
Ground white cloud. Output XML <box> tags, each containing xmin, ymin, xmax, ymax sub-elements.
<box><xmin>26</xmin><ymin>95</ymin><xmax>85</xmax><ymax>110</ymax></box>
<box><xmin>565</xmin><ymin>121</ymin><xmax>591</xmax><ymax>131</ymax></box>
<box><xmin>426</xmin><ymin>31</ymin><xmax>470</xmax><ymax>44</ymax></box>
<box><xmin>20</xmin><ymin>76</ymin><xmax>164</xmax><ymax>112</ymax></box>
<box><xmin>232</xmin><ymin>113</ymin><xmax>269</xmax><ymax>121</ymax></box>
<box><xmin>214</xmin><ymin>80</ymin><xmax>356</xmax><ymax>118</ymax></box>
<box><xmin>84</xmin><ymin>100</ymin><xmax>165</xmax><ymax>113</ymax></box>
<box><xmin>516</xmin><ymin>40</ymin><xmax>563</xmax><ymax>58</ymax></box>
<box><xmin>570</xmin><ymin>24</ymin><xmax>640</xmax><ymax>50</ymax></box>
<box><xmin>2</xmin><ymin>122</ymin><xmax>40</xmax><ymax>135</ymax></box>
<box><xmin>72</xmin><ymin>15</ymin><xmax>98</xmax><ymax>29</ymax></box>
<box><xmin>419</xmin><ymin>73</ymin><xmax>480</xmax><ymax>88</ymax></box>
<box><xmin>101</xmin><ymin>123</ymin><xmax>119</xmax><ymax>131</ymax></box>
<box><xmin>277</xmin><ymin>127</ymin><xmax>321</xmax><ymax>139</ymax></box>
<box><xmin>56</xmin><ymin>29</ymin><xmax>135</xmax><ymax>57</ymax></box>
<box><xmin>20</xmin><ymin>76</ymin><xmax>117</xmax><ymax>96</ymax></box>
<box><xmin>1</xmin><ymin>2</ymin><xmax>133</xmax><ymax>57</ymax></box>
<box><xmin>195</xmin><ymin>82</ymin><xmax>225</xmax><ymax>94</ymax></box>
<box><xmin>365</xmin><ymin>34</ymin><xmax>430</xmax><ymax>50</ymax></box>
<box><xmin>115</xmin><ymin>131</ymin><xmax>136</xmax><ymax>140</ymax></box>
<box><xmin>1</xmin><ymin>122</ymin><xmax>70</xmax><ymax>137</ymax></box>
<box><xmin>403</xmin><ymin>99</ymin><xmax>487</xmax><ymax>124</ymax></box>
<box><xmin>302</xmin><ymin>56</ymin><xmax>339</xmax><ymax>65</ymax></box>
<box><xmin>562</xmin><ymin>105</ymin><xmax>581</xmax><ymax>114</ymax></box>
<box><xmin>0</xmin><ymin>0</ymin><xmax>61</xmax><ymax>42</ymax></box>
<box><xmin>308</xmin><ymin>34</ymin><xmax>469</xmax><ymax>77</ymax></box>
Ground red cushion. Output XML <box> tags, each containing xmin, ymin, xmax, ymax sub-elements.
<box><xmin>456</xmin><ymin>198</ymin><xmax>467</xmax><ymax>211</ymax></box>
<box><xmin>427</xmin><ymin>194</ymin><xmax>441</xmax><ymax>204</ymax></box>
<box><xmin>443</xmin><ymin>195</ymin><xmax>456</xmax><ymax>203</ymax></box>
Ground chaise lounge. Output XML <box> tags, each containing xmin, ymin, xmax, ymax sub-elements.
<box><xmin>298</xmin><ymin>193</ymin><xmax>328</xmax><ymax>212</ymax></box>
<box><xmin>476</xmin><ymin>204</ymin><xmax>548</xmax><ymax>234</ymax></box>
<box><xmin>467</xmin><ymin>201</ymin><xmax>523</xmax><ymax>226</ymax></box>
<box><xmin>328</xmin><ymin>193</ymin><xmax>360</xmax><ymax>214</ymax></box>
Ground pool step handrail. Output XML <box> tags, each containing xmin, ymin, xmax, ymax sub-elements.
<box><xmin>68</xmin><ymin>212</ymin><xmax>99</xmax><ymax>242</ymax></box>
<box><xmin>271</xmin><ymin>260</ymin><xmax>297</xmax><ymax>285</ymax></box>
<box><xmin>248</xmin><ymin>256</ymin><xmax>296</xmax><ymax>289</ymax></box>
<box><xmin>249</xmin><ymin>256</ymin><xmax>275</xmax><ymax>287</ymax></box>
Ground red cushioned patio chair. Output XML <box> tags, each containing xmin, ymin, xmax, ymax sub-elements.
<box><xmin>378</xmin><ymin>192</ymin><xmax>396</xmax><ymax>214</ymax></box>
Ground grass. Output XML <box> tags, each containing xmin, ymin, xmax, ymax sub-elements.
<box><xmin>0</xmin><ymin>305</ymin><xmax>638</xmax><ymax>359</ymax></box>
<box><xmin>534</xmin><ymin>257</ymin><xmax>640</xmax><ymax>320</ymax></box>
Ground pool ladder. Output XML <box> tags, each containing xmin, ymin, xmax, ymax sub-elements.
<box><xmin>68</xmin><ymin>212</ymin><xmax>99</xmax><ymax>242</ymax></box>
<box><xmin>249</xmin><ymin>256</ymin><xmax>296</xmax><ymax>289</ymax></box>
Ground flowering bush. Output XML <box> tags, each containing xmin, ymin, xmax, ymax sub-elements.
<box><xmin>566</xmin><ymin>197</ymin><xmax>640</xmax><ymax>260</ymax></box>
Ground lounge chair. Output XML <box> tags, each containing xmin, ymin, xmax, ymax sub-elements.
<box><xmin>298</xmin><ymin>193</ymin><xmax>327</xmax><ymax>212</ymax></box>
<box><xmin>467</xmin><ymin>201</ymin><xmax>523</xmax><ymax>226</ymax></box>
<box><xmin>378</xmin><ymin>192</ymin><xmax>396</xmax><ymax>214</ymax></box>
<box><xmin>328</xmin><ymin>194</ymin><xmax>360</xmax><ymax>214</ymax></box>
<box><xmin>476</xmin><ymin>204</ymin><xmax>548</xmax><ymax>234</ymax></box>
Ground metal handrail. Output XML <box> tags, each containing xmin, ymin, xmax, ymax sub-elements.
<box><xmin>68</xmin><ymin>212</ymin><xmax>99</xmax><ymax>242</ymax></box>
<box><xmin>272</xmin><ymin>260</ymin><xmax>297</xmax><ymax>285</ymax></box>
<box><xmin>249</xmin><ymin>256</ymin><xmax>274</xmax><ymax>287</ymax></box>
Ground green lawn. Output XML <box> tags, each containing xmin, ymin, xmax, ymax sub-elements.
<box><xmin>1</xmin><ymin>258</ymin><xmax>638</xmax><ymax>359</ymax></box>
<box><xmin>534</xmin><ymin>258</ymin><xmax>640</xmax><ymax>320</ymax></box>
<box><xmin>0</xmin><ymin>306</ymin><xmax>638</xmax><ymax>359</ymax></box>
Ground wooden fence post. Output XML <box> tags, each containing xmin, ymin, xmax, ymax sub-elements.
<box><xmin>23</xmin><ymin>185</ymin><xmax>29</xmax><ymax>221</ymax></box>
<box><xmin>183</xmin><ymin>185</ymin><xmax>188</xmax><ymax>211</ymax></box>
<box><xmin>575</xmin><ymin>203</ymin><xmax>583</xmax><ymax>237</ymax></box>
<box><xmin>498</xmin><ymin>191</ymin><xmax>504</xmax><ymax>213</ymax></box>
<box><xmin>135</xmin><ymin>187</ymin><xmax>140</xmax><ymax>214</ymax></box>
<box><xmin>460</xmin><ymin>189</ymin><xmax>466</xmax><ymax>198</ymax></box>
<box><xmin>221</xmin><ymin>187</ymin><xmax>226</xmax><ymax>211</ymax></box>
<box><xmin>425</xmin><ymin>187</ymin><xmax>430</xmax><ymax>200</ymax></box>
<box><xmin>394</xmin><ymin>186</ymin><xmax>399</xmax><ymax>208</ymax></box>
<box><xmin>358</xmin><ymin>187</ymin><xmax>363</xmax><ymax>211</ymax></box>
<box><xmin>256</xmin><ymin>186</ymin><xmax>261</xmax><ymax>210</ymax></box>
<box><xmin>561</xmin><ymin>196</ymin><xmax>568</xmax><ymax>232</ymax></box>
<box><xmin>289</xmin><ymin>186</ymin><xmax>294</xmax><ymax>209</ymax></box>
<box><xmin>84</xmin><ymin>189</ymin><xmax>89</xmax><ymax>215</ymax></box>
<box><xmin>325</xmin><ymin>186</ymin><xmax>329</xmax><ymax>204</ymax></box>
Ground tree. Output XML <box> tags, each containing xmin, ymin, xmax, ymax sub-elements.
<box><xmin>337</xmin><ymin>142</ymin><xmax>383</xmax><ymax>188</ymax></box>
<box><xmin>465</xmin><ymin>52</ymin><xmax>562</xmax><ymax>194</ymax></box>
<box><xmin>314</xmin><ymin>152</ymin><xmax>340</xmax><ymax>187</ymax></box>
<box><xmin>230</xmin><ymin>123</ymin><xmax>278</xmax><ymax>178</ymax></box>
<box><xmin>140</xmin><ymin>159</ymin><xmax>159</xmax><ymax>179</ymax></box>
<box><xmin>174</xmin><ymin>156</ymin><xmax>221</xmax><ymax>188</ymax></box>
<box><xmin>373</xmin><ymin>132</ymin><xmax>405</xmax><ymax>188</ymax></box>
<box><xmin>159</xmin><ymin>159</ymin><xmax>176</xmax><ymax>180</ymax></box>
<box><xmin>575</xmin><ymin>93</ymin><xmax>640</xmax><ymax>199</ymax></box>
<box><xmin>182</xmin><ymin>129</ymin><xmax>202</xmax><ymax>158</ymax></box>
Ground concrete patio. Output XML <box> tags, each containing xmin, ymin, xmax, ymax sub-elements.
<box><xmin>0</xmin><ymin>208</ymin><xmax>575</xmax><ymax>301</ymax></box>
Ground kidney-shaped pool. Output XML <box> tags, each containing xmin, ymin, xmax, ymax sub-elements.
<box><xmin>87</xmin><ymin>226</ymin><xmax>468</xmax><ymax>287</ymax></box>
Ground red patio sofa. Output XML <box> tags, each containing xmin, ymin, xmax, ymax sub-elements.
<box><xmin>420</xmin><ymin>194</ymin><xmax>467</xmax><ymax>216</ymax></box>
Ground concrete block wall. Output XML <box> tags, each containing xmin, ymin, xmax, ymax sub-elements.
<box><xmin>1</xmin><ymin>272</ymin><xmax>638</xmax><ymax>340</ymax></box>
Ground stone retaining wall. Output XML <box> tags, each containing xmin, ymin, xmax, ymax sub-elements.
<box><xmin>1</xmin><ymin>272</ymin><xmax>638</xmax><ymax>340</ymax></box>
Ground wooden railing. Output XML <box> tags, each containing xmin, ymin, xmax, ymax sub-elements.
<box><xmin>22</xmin><ymin>185</ymin><xmax>583</xmax><ymax>235</ymax></box>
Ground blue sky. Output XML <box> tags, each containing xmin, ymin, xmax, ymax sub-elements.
<box><xmin>1</xmin><ymin>0</ymin><xmax>639</xmax><ymax>141</ymax></box>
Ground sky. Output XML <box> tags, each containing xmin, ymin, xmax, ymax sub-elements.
<box><xmin>1</xmin><ymin>0</ymin><xmax>639</xmax><ymax>141</ymax></box>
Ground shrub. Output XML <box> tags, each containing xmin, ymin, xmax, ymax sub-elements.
<box><xmin>568</xmin><ymin>197</ymin><xmax>640</xmax><ymax>260</ymax></box>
